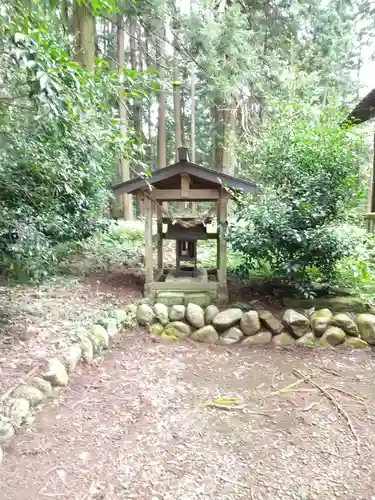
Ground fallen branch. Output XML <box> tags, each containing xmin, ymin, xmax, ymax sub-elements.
<box><xmin>293</xmin><ymin>369</ymin><xmax>361</xmax><ymax>455</ymax></box>
<box><xmin>263</xmin><ymin>370</ymin><xmax>319</xmax><ymax>398</ymax></box>
<box><xmin>326</xmin><ymin>386</ymin><xmax>367</xmax><ymax>403</ymax></box>
<box><xmin>316</xmin><ymin>365</ymin><xmax>340</xmax><ymax>377</ymax></box>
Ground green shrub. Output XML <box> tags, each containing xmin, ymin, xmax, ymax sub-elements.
<box><xmin>229</xmin><ymin>103</ymin><xmax>368</xmax><ymax>294</ymax></box>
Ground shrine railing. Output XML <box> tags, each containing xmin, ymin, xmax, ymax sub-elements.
<box><xmin>364</xmin><ymin>213</ymin><xmax>375</xmax><ymax>232</ymax></box>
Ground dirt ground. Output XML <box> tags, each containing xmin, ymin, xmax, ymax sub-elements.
<box><xmin>1</xmin><ymin>276</ymin><xmax>375</xmax><ymax>499</ymax></box>
<box><xmin>1</xmin><ymin>333</ymin><xmax>375</xmax><ymax>500</ymax></box>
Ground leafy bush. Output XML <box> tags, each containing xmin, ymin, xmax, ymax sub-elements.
<box><xmin>0</xmin><ymin>5</ymin><xmax>151</xmax><ymax>281</ymax></box>
<box><xmin>59</xmin><ymin>221</ymin><xmax>144</xmax><ymax>276</ymax></box>
<box><xmin>229</xmin><ymin>103</ymin><xmax>368</xmax><ymax>294</ymax></box>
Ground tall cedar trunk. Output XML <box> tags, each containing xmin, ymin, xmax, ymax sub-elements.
<box><xmin>129</xmin><ymin>20</ymin><xmax>143</xmax><ymax>140</ymax></box>
<box><xmin>117</xmin><ymin>14</ymin><xmax>133</xmax><ymax>220</ymax></box>
<box><xmin>190</xmin><ymin>67</ymin><xmax>196</xmax><ymax>163</ymax></box>
<box><xmin>190</xmin><ymin>0</ymin><xmax>196</xmax><ymax>163</ymax></box>
<box><xmin>72</xmin><ymin>1</ymin><xmax>95</xmax><ymax>70</ymax></box>
<box><xmin>135</xmin><ymin>23</ymin><xmax>145</xmax><ymax>218</ymax></box>
<box><xmin>156</xmin><ymin>19</ymin><xmax>167</xmax><ymax>169</ymax></box>
<box><xmin>172</xmin><ymin>0</ymin><xmax>182</xmax><ymax>162</ymax></box>
<box><xmin>144</xmin><ymin>27</ymin><xmax>153</xmax><ymax>156</ymax></box>
<box><xmin>212</xmin><ymin>97</ymin><xmax>236</xmax><ymax>173</ymax></box>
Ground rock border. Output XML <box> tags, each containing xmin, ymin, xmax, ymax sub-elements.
<box><xmin>0</xmin><ymin>304</ymin><xmax>138</xmax><ymax>464</ymax></box>
<box><xmin>1</xmin><ymin>300</ymin><xmax>374</xmax><ymax>464</ymax></box>
<box><xmin>140</xmin><ymin>302</ymin><xmax>374</xmax><ymax>351</ymax></box>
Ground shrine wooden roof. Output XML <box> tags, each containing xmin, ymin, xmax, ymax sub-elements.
<box><xmin>112</xmin><ymin>150</ymin><xmax>258</xmax><ymax>197</ymax></box>
<box><xmin>342</xmin><ymin>88</ymin><xmax>375</xmax><ymax>126</ymax></box>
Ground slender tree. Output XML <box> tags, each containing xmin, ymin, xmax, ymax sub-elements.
<box><xmin>72</xmin><ymin>0</ymin><xmax>95</xmax><ymax>70</ymax></box>
<box><xmin>117</xmin><ymin>13</ymin><xmax>133</xmax><ymax>220</ymax></box>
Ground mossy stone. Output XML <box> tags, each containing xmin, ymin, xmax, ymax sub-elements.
<box><xmin>149</xmin><ymin>323</ymin><xmax>164</xmax><ymax>336</ymax></box>
<box><xmin>345</xmin><ymin>337</ymin><xmax>370</xmax><ymax>349</ymax></box>
<box><xmin>164</xmin><ymin>321</ymin><xmax>192</xmax><ymax>339</ymax></box>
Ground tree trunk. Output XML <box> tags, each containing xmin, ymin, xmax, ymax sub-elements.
<box><xmin>156</xmin><ymin>19</ymin><xmax>167</xmax><ymax>169</ymax></box>
<box><xmin>117</xmin><ymin>14</ymin><xmax>133</xmax><ymax>220</ymax></box>
<box><xmin>129</xmin><ymin>20</ymin><xmax>143</xmax><ymax>140</ymax></box>
<box><xmin>72</xmin><ymin>0</ymin><xmax>95</xmax><ymax>70</ymax></box>
<box><xmin>212</xmin><ymin>97</ymin><xmax>236</xmax><ymax>174</ymax></box>
<box><xmin>190</xmin><ymin>67</ymin><xmax>196</xmax><ymax>163</ymax></box>
<box><xmin>172</xmin><ymin>2</ymin><xmax>182</xmax><ymax>161</ymax></box>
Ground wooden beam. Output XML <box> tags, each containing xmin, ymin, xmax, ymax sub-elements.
<box><xmin>148</xmin><ymin>188</ymin><xmax>220</xmax><ymax>201</ymax></box>
<box><xmin>156</xmin><ymin>205</ymin><xmax>163</xmax><ymax>270</ymax></box>
<box><xmin>217</xmin><ymin>192</ymin><xmax>228</xmax><ymax>300</ymax></box>
<box><xmin>180</xmin><ymin>173</ymin><xmax>190</xmax><ymax>199</ymax></box>
<box><xmin>144</xmin><ymin>195</ymin><xmax>154</xmax><ymax>295</ymax></box>
<box><xmin>150</xmin><ymin>281</ymin><xmax>218</xmax><ymax>292</ymax></box>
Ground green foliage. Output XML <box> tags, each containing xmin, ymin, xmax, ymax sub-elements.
<box><xmin>59</xmin><ymin>221</ymin><xmax>144</xmax><ymax>276</ymax></box>
<box><xmin>0</xmin><ymin>4</ymin><xmax>152</xmax><ymax>281</ymax></box>
<box><xmin>229</xmin><ymin>103</ymin><xmax>368</xmax><ymax>294</ymax></box>
<box><xmin>334</xmin><ymin>228</ymin><xmax>375</xmax><ymax>299</ymax></box>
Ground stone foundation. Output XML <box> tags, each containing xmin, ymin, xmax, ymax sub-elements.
<box><xmin>136</xmin><ymin>302</ymin><xmax>375</xmax><ymax>349</ymax></box>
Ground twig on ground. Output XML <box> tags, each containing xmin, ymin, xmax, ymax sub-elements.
<box><xmin>218</xmin><ymin>475</ymin><xmax>253</xmax><ymax>490</ymax></box>
<box><xmin>263</xmin><ymin>371</ymin><xmax>319</xmax><ymax>398</ymax></box>
<box><xmin>316</xmin><ymin>365</ymin><xmax>340</xmax><ymax>377</ymax></box>
<box><xmin>293</xmin><ymin>369</ymin><xmax>361</xmax><ymax>455</ymax></box>
<box><xmin>1</xmin><ymin>365</ymin><xmax>40</xmax><ymax>401</ymax></box>
<box><xmin>326</xmin><ymin>386</ymin><xmax>367</xmax><ymax>403</ymax></box>
<box><xmin>39</xmin><ymin>494</ymin><xmax>66</xmax><ymax>498</ymax></box>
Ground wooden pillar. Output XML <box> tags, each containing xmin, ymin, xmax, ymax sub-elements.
<box><xmin>157</xmin><ymin>205</ymin><xmax>163</xmax><ymax>270</ymax></box>
<box><xmin>371</xmin><ymin>132</ymin><xmax>375</xmax><ymax>212</ymax></box>
<box><xmin>217</xmin><ymin>192</ymin><xmax>228</xmax><ymax>301</ymax></box>
<box><xmin>144</xmin><ymin>195</ymin><xmax>154</xmax><ymax>297</ymax></box>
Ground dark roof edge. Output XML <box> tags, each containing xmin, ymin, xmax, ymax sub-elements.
<box><xmin>112</xmin><ymin>161</ymin><xmax>259</xmax><ymax>195</ymax></box>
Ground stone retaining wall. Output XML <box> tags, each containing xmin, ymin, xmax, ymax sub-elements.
<box><xmin>137</xmin><ymin>301</ymin><xmax>375</xmax><ymax>350</ymax></box>
<box><xmin>1</xmin><ymin>299</ymin><xmax>374</xmax><ymax>465</ymax></box>
<box><xmin>0</xmin><ymin>306</ymin><xmax>137</xmax><ymax>465</ymax></box>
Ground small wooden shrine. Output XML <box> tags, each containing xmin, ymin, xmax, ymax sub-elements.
<box><xmin>112</xmin><ymin>148</ymin><xmax>258</xmax><ymax>303</ymax></box>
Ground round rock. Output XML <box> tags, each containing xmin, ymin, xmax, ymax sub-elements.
<box><xmin>191</xmin><ymin>325</ymin><xmax>219</xmax><ymax>344</ymax></box>
<box><xmin>169</xmin><ymin>305</ymin><xmax>186</xmax><ymax>322</ymax></box>
<box><xmin>219</xmin><ymin>327</ymin><xmax>244</xmax><ymax>345</ymax></box>
<box><xmin>137</xmin><ymin>304</ymin><xmax>154</xmax><ymax>326</ymax></box>
<box><xmin>345</xmin><ymin>337</ymin><xmax>369</xmax><ymax>349</ymax></box>
<box><xmin>81</xmin><ymin>336</ymin><xmax>94</xmax><ymax>363</ymax></box>
<box><xmin>42</xmin><ymin>358</ymin><xmax>69</xmax><ymax>387</ymax></box>
<box><xmin>320</xmin><ymin>326</ymin><xmax>346</xmax><ymax>346</ymax></box>
<box><xmin>62</xmin><ymin>343</ymin><xmax>82</xmax><ymax>373</ymax></box>
<box><xmin>212</xmin><ymin>308</ymin><xmax>243</xmax><ymax>332</ymax></box>
<box><xmin>31</xmin><ymin>377</ymin><xmax>52</xmax><ymax>395</ymax></box>
<box><xmin>242</xmin><ymin>330</ymin><xmax>272</xmax><ymax>346</ymax></box>
<box><xmin>154</xmin><ymin>303</ymin><xmax>169</xmax><ymax>325</ymax></box>
<box><xmin>272</xmin><ymin>332</ymin><xmax>295</xmax><ymax>346</ymax></box>
<box><xmin>356</xmin><ymin>314</ymin><xmax>375</xmax><ymax>345</ymax></box>
<box><xmin>149</xmin><ymin>323</ymin><xmax>164</xmax><ymax>336</ymax></box>
<box><xmin>310</xmin><ymin>309</ymin><xmax>332</xmax><ymax>336</ymax></box>
<box><xmin>164</xmin><ymin>322</ymin><xmax>192</xmax><ymax>339</ymax></box>
<box><xmin>240</xmin><ymin>311</ymin><xmax>261</xmax><ymax>336</ymax></box>
<box><xmin>204</xmin><ymin>304</ymin><xmax>219</xmax><ymax>325</ymax></box>
<box><xmin>282</xmin><ymin>309</ymin><xmax>309</xmax><ymax>338</ymax></box>
<box><xmin>332</xmin><ymin>313</ymin><xmax>358</xmax><ymax>337</ymax></box>
<box><xmin>7</xmin><ymin>398</ymin><xmax>30</xmax><ymax>426</ymax></box>
<box><xmin>0</xmin><ymin>415</ymin><xmax>14</xmax><ymax>448</ymax></box>
<box><xmin>259</xmin><ymin>310</ymin><xmax>283</xmax><ymax>335</ymax></box>
<box><xmin>186</xmin><ymin>303</ymin><xmax>205</xmax><ymax>329</ymax></box>
<box><xmin>12</xmin><ymin>385</ymin><xmax>44</xmax><ymax>407</ymax></box>
<box><xmin>295</xmin><ymin>332</ymin><xmax>315</xmax><ymax>347</ymax></box>
<box><xmin>90</xmin><ymin>325</ymin><xmax>109</xmax><ymax>354</ymax></box>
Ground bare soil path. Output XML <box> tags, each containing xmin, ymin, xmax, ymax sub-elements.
<box><xmin>1</xmin><ymin>332</ymin><xmax>375</xmax><ymax>500</ymax></box>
